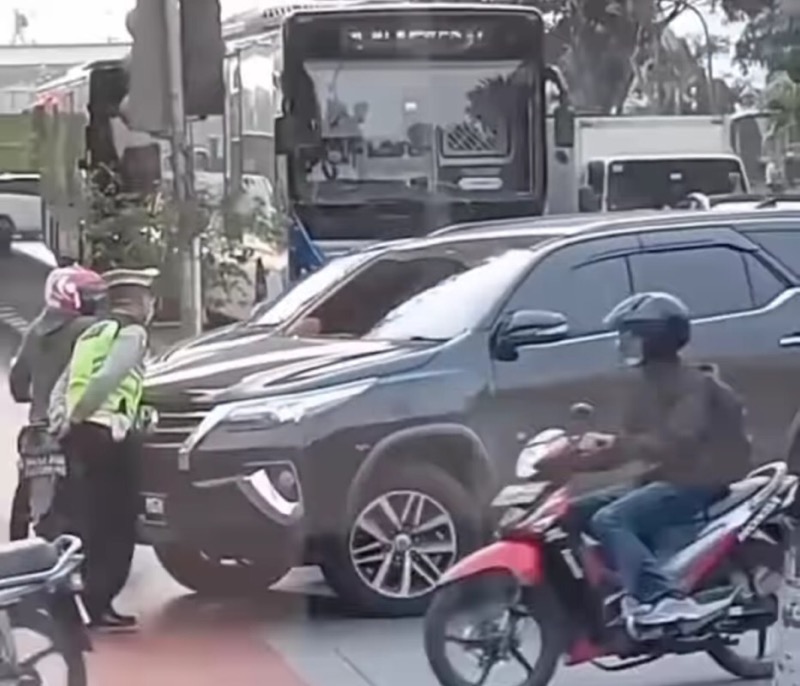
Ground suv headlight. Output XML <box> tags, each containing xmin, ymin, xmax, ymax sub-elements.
<box><xmin>179</xmin><ymin>378</ymin><xmax>375</xmax><ymax>460</ymax></box>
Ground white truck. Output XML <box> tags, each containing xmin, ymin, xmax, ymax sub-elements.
<box><xmin>547</xmin><ymin>115</ymin><xmax>749</xmax><ymax>214</ymax></box>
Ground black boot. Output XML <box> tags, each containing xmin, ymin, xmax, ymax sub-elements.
<box><xmin>88</xmin><ymin>606</ymin><xmax>138</xmax><ymax>633</ymax></box>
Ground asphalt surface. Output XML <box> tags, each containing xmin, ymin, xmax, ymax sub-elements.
<box><xmin>0</xmin><ymin>242</ymin><xmax>774</xmax><ymax>685</ymax></box>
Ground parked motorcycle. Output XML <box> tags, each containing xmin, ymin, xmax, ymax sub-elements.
<box><xmin>424</xmin><ymin>404</ymin><xmax>798</xmax><ymax>686</ymax></box>
<box><xmin>0</xmin><ymin>534</ymin><xmax>90</xmax><ymax>685</ymax></box>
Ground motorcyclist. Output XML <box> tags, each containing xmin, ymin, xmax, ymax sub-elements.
<box><xmin>8</xmin><ymin>265</ymin><xmax>108</xmax><ymax>540</ymax></box>
<box><xmin>540</xmin><ymin>291</ymin><xmax>751</xmax><ymax>626</ymax></box>
<box><xmin>50</xmin><ymin>267</ymin><xmax>158</xmax><ymax>632</ymax></box>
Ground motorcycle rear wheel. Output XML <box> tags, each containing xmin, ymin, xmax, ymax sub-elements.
<box><xmin>424</xmin><ymin>573</ymin><xmax>564</xmax><ymax>686</ymax></box>
<box><xmin>706</xmin><ymin>631</ymin><xmax>773</xmax><ymax>681</ymax></box>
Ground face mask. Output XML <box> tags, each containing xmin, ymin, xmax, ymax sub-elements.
<box><xmin>617</xmin><ymin>331</ymin><xmax>643</xmax><ymax>367</ymax></box>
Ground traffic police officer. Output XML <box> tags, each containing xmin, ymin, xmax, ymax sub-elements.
<box><xmin>51</xmin><ymin>267</ymin><xmax>157</xmax><ymax>632</ymax></box>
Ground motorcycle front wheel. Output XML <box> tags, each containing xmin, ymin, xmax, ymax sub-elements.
<box><xmin>0</xmin><ymin>603</ymin><xmax>87</xmax><ymax>686</ymax></box>
<box><xmin>424</xmin><ymin>572</ymin><xmax>564</xmax><ymax>686</ymax></box>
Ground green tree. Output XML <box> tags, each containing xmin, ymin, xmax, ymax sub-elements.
<box><xmin>765</xmin><ymin>70</ymin><xmax>800</xmax><ymax>137</ymax></box>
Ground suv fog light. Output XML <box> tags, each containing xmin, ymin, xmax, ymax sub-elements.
<box><xmin>277</xmin><ymin>469</ymin><xmax>296</xmax><ymax>495</ymax></box>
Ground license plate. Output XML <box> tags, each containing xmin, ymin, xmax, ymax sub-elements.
<box><xmin>142</xmin><ymin>494</ymin><xmax>166</xmax><ymax>522</ymax></box>
<box><xmin>492</xmin><ymin>482</ymin><xmax>548</xmax><ymax>508</ymax></box>
<box><xmin>21</xmin><ymin>454</ymin><xmax>66</xmax><ymax>478</ymax></box>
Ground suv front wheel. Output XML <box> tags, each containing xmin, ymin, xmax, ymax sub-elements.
<box><xmin>322</xmin><ymin>462</ymin><xmax>482</xmax><ymax>617</ymax></box>
<box><xmin>0</xmin><ymin>216</ymin><xmax>13</xmax><ymax>257</ymax></box>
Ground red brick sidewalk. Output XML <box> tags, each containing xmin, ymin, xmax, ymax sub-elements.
<box><xmin>86</xmin><ymin>611</ymin><xmax>308</xmax><ymax>686</ymax></box>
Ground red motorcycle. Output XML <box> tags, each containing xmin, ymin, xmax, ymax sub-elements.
<box><xmin>424</xmin><ymin>404</ymin><xmax>797</xmax><ymax>686</ymax></box>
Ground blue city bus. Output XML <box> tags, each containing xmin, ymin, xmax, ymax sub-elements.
<box><xmin>220</xmin><ymin>0</ymin><xmax>572</xmax><ymax>286</ymax></box>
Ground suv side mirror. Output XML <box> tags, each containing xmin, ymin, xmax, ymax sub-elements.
<box><xmin>493</xmin><ymin>310</ymin><xmax>568</xmax><ymax>361</ymax></box>
<box><xmin>578</xmin><ymin>185</ymin><xmax>601</xmax><ymax>212</ymax></box>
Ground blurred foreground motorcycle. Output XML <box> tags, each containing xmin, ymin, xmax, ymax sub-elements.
<box><xmin>0</xmin><ymin>534</ymin><xmax>89</xmax><ymax>685</ymax></box>
<box><xmin>424</xmin><ymin>404</ymin><xmax>797</xmax><ymax>686</ymax></box>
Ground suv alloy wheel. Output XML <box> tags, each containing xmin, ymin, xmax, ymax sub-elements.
<box><xmin>321</xmin><ymin>462</ymin><xmax>483</xmax><ymax>617</ymax></box>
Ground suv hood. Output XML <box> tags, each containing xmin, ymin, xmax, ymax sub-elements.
<box><xmin>145</xmin><ymin>334</ymin><xmax>438</xmax><ymax>405</ymax></box>
<box><xmin>154</xmin><ymin>322</ymin><xmax>269</xmax><ymax>364</ymax></box>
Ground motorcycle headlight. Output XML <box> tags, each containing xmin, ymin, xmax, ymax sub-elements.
<box><xmin>515</xmin><ymin>428</ymin><xmax>566</xmax><ymax>479</ymax></box>
<box><xmin>179</xmin><ymin>379</ymin><xmax>375</xmax><ymax>458</ymax></box>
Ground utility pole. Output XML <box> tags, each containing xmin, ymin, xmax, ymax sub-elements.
<box><xmin>162</xmin><ymin>0</ymin><xmax>202</xmax><ymax>337</ymax></box>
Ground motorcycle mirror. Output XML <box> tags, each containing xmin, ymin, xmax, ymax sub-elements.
<box><xmin>570</xmin><ymin>402</ymin><xmax>594</xmax><ymax>421</ymax></box>
<box><xmin>569</xmin><ymin>402</ymin><xmax>595</xmax><ymax>433</ymax></box>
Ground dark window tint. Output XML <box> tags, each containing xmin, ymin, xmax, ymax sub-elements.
<box><xmin>743</xmin><ymin>254</ymin><xmax>785</xmax><ymax>307</ymax></box>
<box><xmin>744</xmin><ymin>230</ymin><xmax>800</xmax><ymax>278</ymax></box>
<box><xmin>0</xmin><ymin>177</ymin><xmax>39</xmax><ymax>196</ymax></box>
<box><xmin>506</xmin><ymin>251</ymin><xmax>631</xmax><ymax>337</ymax></box>
<box><xmin>629</xmin><ymin>247</ymin><xmax>752</xmax><ymax>317</ymax></box>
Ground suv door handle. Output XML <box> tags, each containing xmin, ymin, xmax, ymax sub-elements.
<box><xmin>780</xmin><ymin>334</ymin><xmax>800</xmax><ymax>348</ymax></box>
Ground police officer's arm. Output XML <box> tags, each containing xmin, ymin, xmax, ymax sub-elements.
<box><xmin>69</xmin><ymin>325</ymin><xmax>147</xmax><ymax>423</ymax></box>
<box><xmin>8</xmin><ymin>324</ymin><xmax>34</xmax><ymax>403</ymax></box>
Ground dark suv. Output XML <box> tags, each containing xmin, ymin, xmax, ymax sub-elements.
<box><xmin>138</xmin><ymin>209</ymin><xmax>800</xmax><ymax>617</ymax></box>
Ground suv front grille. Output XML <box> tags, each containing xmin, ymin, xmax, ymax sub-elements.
<box><xmin>147</xmin><ymin>408</ymin><xmax>209</xmax><ymax>449</ymax></box>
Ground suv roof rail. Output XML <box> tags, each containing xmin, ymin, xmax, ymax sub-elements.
<box><xmin>682</xmin><ymin>192</ymin><xmax>800</xmax><ymax>210</ymax></box>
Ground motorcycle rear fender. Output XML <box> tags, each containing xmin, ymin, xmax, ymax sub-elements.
<box><xmin>438</xmin><ymin>539</ymin><xmax>543</xmax><ymax>588</ymax></box>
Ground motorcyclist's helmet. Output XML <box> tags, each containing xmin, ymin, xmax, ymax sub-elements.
<box><xmin>44</xmin><ymin>265</ymin><xmax>108</xmax><ymax>316</ymax></box>
<box><xmin>603</xmin><ymin>292</ymin><xmax>690</xmax><ymax>366</ymax></box>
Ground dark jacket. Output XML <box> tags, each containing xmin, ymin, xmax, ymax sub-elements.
<box><xmin>9</xmin><ymin>309</ymin><xmax>98</xmax><ymax>424</ymax></box>
<box><xmin>554</xmin><ymin>360</ymin><xmax>751</xmax><ymax>488</ymax></box>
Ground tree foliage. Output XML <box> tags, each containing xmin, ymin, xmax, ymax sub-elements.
<box><xmin>524</xmin><ymin>0</ymin><xmax>774</xmax><ymax>113</ymax></box>
<box><xmin>84</xmin><ymin>165</ymin><xmax>282</xmax><ymax>321</ymax></box>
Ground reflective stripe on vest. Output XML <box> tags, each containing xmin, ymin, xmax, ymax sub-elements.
<box><xmin>66</xmin><ymin>320</ymin><xmax>143</xmax><ymax>422</ymax></box>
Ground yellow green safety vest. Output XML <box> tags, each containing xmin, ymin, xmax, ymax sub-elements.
<box><xmin>66</xmin><ymin>319</ymin><xmax>144</xmax><ymax>425</ymax></box>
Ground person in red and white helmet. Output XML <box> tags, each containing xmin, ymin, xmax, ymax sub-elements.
<box><xmin>8</xmin><ymin>264</ymin><xmax>108</xmax><ymax>540</ymax></box>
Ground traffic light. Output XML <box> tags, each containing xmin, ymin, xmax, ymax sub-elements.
<box><xmin>126</xmin><ymin>0</ymin><xmax>224</xmax><ymax>134</ymax></box>
<box><xmin>180</xmin><ymin>0</ymin><xmax>225</xmax><ymax>118</ymax></box>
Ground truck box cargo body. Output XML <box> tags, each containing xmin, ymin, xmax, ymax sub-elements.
<box><xmin>546</xmin><ymin>115</ymin><xmax>749</xmax><ymax>214</ymax></box>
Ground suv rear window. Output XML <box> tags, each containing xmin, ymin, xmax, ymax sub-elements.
<box><xmin>744</xmin><ymin>230</ymin><xmax>800</xmax><ymax>278</ymax></box>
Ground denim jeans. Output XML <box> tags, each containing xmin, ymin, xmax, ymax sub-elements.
<box><xmin>571</xmin><ymin>482</ymin><xmax>721</xmax><ymax>604</ymax></box>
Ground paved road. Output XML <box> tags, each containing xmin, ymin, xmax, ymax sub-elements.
<box><xmin>0</xmin><ymin>244</ymin><xmax>773</xmax><ymax>685</ymax></box>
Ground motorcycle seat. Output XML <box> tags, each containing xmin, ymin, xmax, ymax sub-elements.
<box><xmin>0</xmin><ymin>538</ymin><xmax>59</xmax><ymax>579</ymax></box>
<box><xmin>705</xmin><ymin>477</ymin><xmax>770</xmax><ymax>519</ymax></box>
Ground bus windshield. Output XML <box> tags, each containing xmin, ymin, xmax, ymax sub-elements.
<box><xmin>283</xmin><ymin>9</ymin><xmax>545</xmax><ymax>243</ymax></box>
<box><xmin>301</xmin><ymin>59</ymin><xmax>530</xmax><ymax>205</ymax></box>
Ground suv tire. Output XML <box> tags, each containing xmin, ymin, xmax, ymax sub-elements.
<box><xmin>154</xmin><ymin>543</ymin><xmax>289</xmax><ymax>596</ymax></box>
<box><xmin>322</xmin><ymin>461</ymin><xmax>482</xmax><ymax>617</ymax></box>
<box><xmin>0</xmin><ymin>216</ymin><xmax>13</xmax><ymax>257</ymax></box>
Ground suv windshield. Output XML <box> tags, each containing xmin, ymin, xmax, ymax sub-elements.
<box><xmin>286</xmin><ymin>246</ymin><xmax>532</xmax><ymax>341</ymax></box>
<box><xmin>249</xmin><ymin>250</ymin><xmax>375</xmax><ymax>326</ymax></box>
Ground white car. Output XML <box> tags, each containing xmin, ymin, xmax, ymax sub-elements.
<box><xmin>0</xmin><ymin>173</ymin><xmax>42</xmax><ymax>256</ymax></box>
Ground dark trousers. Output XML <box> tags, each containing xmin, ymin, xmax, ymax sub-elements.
<box><xmin>572</xmin><ymin>482</ymin><xmax>720</xmax><ymax>604</ymax></box>
<box><xmin>61</xmin><ymin>423</ymin><xmax>139</xmax><ymax>618</ymax></box>
<box><xmin>9</xmin><ymin>478</ymin><xmax>30</xmax><ymax>541</ymax></box>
